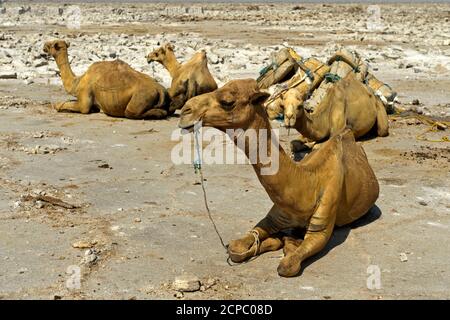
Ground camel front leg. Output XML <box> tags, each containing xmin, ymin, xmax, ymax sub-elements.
<box><xmin>277</xmin><ymin>206</ymin><xmax>337</xmax><ymax>277</ymax></box>
<box><xmin>228</xmin><ymin>205</ymin><xmax>285</xmax><ymax>263</ymax></box>
<box><xmin>54</xmin><ymin>95</ymin><xmax>92</xmax><ymax>114</ymax></box>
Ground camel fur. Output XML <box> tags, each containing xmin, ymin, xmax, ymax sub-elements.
<box><xmin>178</xmin><ymin>79</ymin><xmax>380</xmax><ymax>277</ymax></box>
<box><xmin>147</xmin><ymin>43</ymin><xmax>217</xmax><ymax>112</ymax></box>
<box><xmin>267</xmin><ymin>73</ymin><xmax>389</xmax><ymax>141</ymax></box>
<box><xmin>43</xmin><ymin>40</ymin><xmax>170</xmax><ymax>119</ymax></box>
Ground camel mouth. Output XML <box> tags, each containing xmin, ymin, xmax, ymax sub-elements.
<box><xmin>178</xmin><ymin>122</ymin><xmax>195</xmax><ymax>134</ymax></box>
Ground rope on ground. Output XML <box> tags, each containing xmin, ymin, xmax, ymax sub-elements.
<box><xmin>193</xmin><ymin>128</ymin><xmax>262</xmax><ymax>266</ymax></box>
<box><xmin>389</xmin><ymin>110</ymin><xmax>449</xmax><ymax>143</ymax></box>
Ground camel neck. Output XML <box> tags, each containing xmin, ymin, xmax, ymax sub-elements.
<box><xmin>162</xmin><ymin>52</ymin><xmax>181</xmax><ymax>78</ymax></box>
<box><xmin>232</xmin><ymin>109</ymin><xmax>308</xmax><ymax>204</ymax></box>
<box><xmin>295</xmin><ymin>108</ymin><xmax>328</xmax><ymax>141</ymax></box>
<box><xmin>54</xmin><ymin>50</ymin><xmax>77</xmax><ymax>95</ymax></box>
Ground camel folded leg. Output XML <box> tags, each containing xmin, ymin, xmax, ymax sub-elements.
<box><xmin>228</xmin><ymin>205</ymin><xmax>286</xmax><ymax>263</ymax></box>
<box><xmin>124</xmin><ymin>92</ymin><xmax>169</xmax><ymax>120</ymax></box>
<box><xmin>375</xmin><ymin>101</ymin><xmax>389</xmax><ymax>137</ymax></box>
<box><xmin>282</xmin><ymin>236</ymin><xmax>303</xmax><ymax>256</ymax></box>
<box><xmin>277</xmin><ymin>204</ymin><xmax>337</xmax><ymax>277</ymax></box>
<box><xmin>54</xmin><ymin>96</ymin><xmax>92</xmax><ymax>114</ymax></box>
<box><xmin>125</xmin><ymin>107</ymin><xmax>168</xmax><ymax>120</ymax></box>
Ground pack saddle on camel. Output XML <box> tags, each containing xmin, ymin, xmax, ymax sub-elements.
<box><xmin>262</xmin><ymin>48</ymin><xmax>392</xmax><ymax>142</ymax></box>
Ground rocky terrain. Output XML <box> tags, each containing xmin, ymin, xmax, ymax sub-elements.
<box><xmin>0</xmin><ymin>2</ymin><xmax>449</xmax><ymax>300</ymax></box>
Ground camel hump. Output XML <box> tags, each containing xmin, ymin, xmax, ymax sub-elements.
<box><xmin>89</xmin><ymin>60</ymin><xmax>138</xmax><ymax>90</ymax></box>
<box><xmin>190</xmin><ymin>50</ymin><xmax>207</xmax><ymax>65</ymax></box>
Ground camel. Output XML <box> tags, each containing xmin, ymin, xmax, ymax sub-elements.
<box><xmin>43</xmin><ymin>40</ymin><xmax>170</xmax><ymax>119</ymax></box>
<box><xmin>146</xmin><ymin>43</ymin><xmax>218</xmax><ymax>112</ymax></box>
<box><xmin>269</xmin><ymin>73</ymin><xmax>389</xmax><ymax>141</ymax></box>
<box><xmin>178</xmin><ymin>79</ymin><xmax>380</xmax><ymax>277</ymax></box>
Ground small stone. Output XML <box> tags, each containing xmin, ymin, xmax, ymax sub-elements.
<box><xmin>18</xmin><ymin>267</ymin><xmax>28</xmax><ymax>274</ymax></box>
<box><xmin>418</xmin><ymin>200</ymin><xmax>428</xmax><ymax>206</ymax></box>
<box><xmin>0</xmin><ymin>72</ymin><xmax>17</xmax><ymax>79</ymax></box>
<box><xmin>35</xmin><ymin>200</ymin><xmax>44</xmax><ymax>209</ymax></box>
<box><xmin>72</xmin><ymin>240</ymin><xmax>95</xmax><ymax>249</ymax></box>
<box><xmin>412</xmin><ymin>99</ymin><xmax>420</xmax><ymax>105</ymax></box>
<box><xmin>174</xmin><ymin>291</ymin><xmax>184</xmax><ymax>299</ymax></box>
<box><xmin>81</xmin><ymin>249</ymin><xmax>98</xmax><ymax>266</ymax></box>
<box><xmin>399</xmin><ymin>252</ymin><xmax>408</xmax><ymax>262</ymax></box>
<box><xmin>173</xmin><ymin>274</ymin><xmax>201</xmax><ymax>292</ymax></box>
<box><xmin>134</xmin><ymin>218</ymin><xmax>141</xmax><ymax>223</ymax></box>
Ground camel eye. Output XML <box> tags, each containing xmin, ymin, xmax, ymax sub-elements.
<box><xmin>219</xmin><ymin>98</ymin><xmax>235</xmax><ymax>111</ymax></box>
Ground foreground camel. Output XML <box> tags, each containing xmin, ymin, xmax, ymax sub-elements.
<box><xmin>147</xmin><ymin>43</ymin><xmax>217</xmax><ymax>112</ymax></box>
<box><xmin>43</xmin><ymin>40</ymin><xmax>170</xmax><ymax>119</ymax></box>
<box><xmin>179</xmin><ymin>79</ymin><xmax>380</xmax><ymax>277</ymax></box>
<box><xmin>268</xmin><ymin>73</ymin><xmax>389</xmax><ymax>141</ymax></box>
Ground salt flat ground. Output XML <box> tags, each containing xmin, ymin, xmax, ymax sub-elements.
<box><xmin>0</xmin><ymin>2</ymin><xmax>449</xmax><ymax>299</ymax></box>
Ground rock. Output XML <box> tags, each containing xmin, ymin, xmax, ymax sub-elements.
<box><xmin>81</xmin><ymin>249</ymin><xmax>98</xmax><ymax>266</ymax></box>
<box><xmin>72</xmin><ymin>240</ymin><xmax>96</xmax><ymax>249</ymax></box>
<box><xmin>18</xmin><ymin>6</ymin><xmax>31</xmax><ymax>15</ymax></box>
<box><xmin>399</xmin><ymin>252</ymin><xmax>408</xmax><ymax>262</ymax></box>
<box><xmin>174</xmin><ymin>291</ymin><xmax>184</xmax><ymax>299</ymax></box>
<box><xmin>109</xmin><ymin>52</ymin><xmax>117</xmax><ymax>59</ymax></box>
<box><xmin>418</xmin><ymin>200</ymin><xmax>428</xmax><ymax>206</ymax></box>
<box><xmin>411</xmin><ymin>99</ymin><xmax>420</xmax><ymax>105</ymax></box>
<box><xmin>134</xmin><ymin>217</ymin><xmax>141</xmax><ymax>223</ymax></box>
<box><xmin>173</xmin><ymin>274</ymin><xmax>201</xmax><ymax>292</ymax></box>
<box><xmin>33</xmin><ymin>60</ymin><xmax>48</xmax><ymax>68</ymax></box>
<box><xmin>0</xmin><ymin>71</ymin><xmax>17</xmax><ymax>79</ymax></box>
<box><xmin>35</xmin><ymin>200</ymin><xmax>45</xmax><ymax>209</ymax></box>
<box><xmin>18</xmin><ymin>267</ymin><xmax>28</xmax><ymax>274</ymax></box>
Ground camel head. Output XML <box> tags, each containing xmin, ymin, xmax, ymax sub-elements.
<box><xmin>283</xmin><ymin>88</ymin><xmax>303</xmax><ymax>127</ymax></box>
<box><xmin>178</xmin><ymin>79</ymin><xmax>270</xmax><ymax>132</ymax></box>
<box><xmin>146</xmin><ymin>43</ymin><xmax>175</xmax><ymax>64</ymax></box>
<box><xmin>265</xmin><ymin>97</ymin><xmax>284</xmax><ymax>121</ymax></box>
<box><xmin>43</xmin><ymin>40</ymin><xmax>70</xmax><ymax>58</ymax></box>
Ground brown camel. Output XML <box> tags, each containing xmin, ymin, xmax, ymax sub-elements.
<box><xmin>146</xmin><ymin>43</ymin><xmax>218</xmax><ymax>112</ymax></box>
<box><xmin>271</xmin><ymin>73</ymin><xmax>389</xmax><ymax>141</ymax></box>
<box><xmin>178</xmin><ymin>79</ymin><xmax>380</xmax><ymax>277</ymax></box>
<box><xmin>43</xmin><ymin>40</ymin><xmax>170</xmax><ymax>119</ymax></box>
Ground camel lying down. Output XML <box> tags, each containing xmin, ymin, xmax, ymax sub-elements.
<box><xmin>179</xmin><ymin>79</ymin><xmax>380</xmax><ymax>277</ymax></box>
<box><xmin>266</xmin><ymin>73</ymin><xmax>389</xmax><ymax>141</ymax></box>
<box><xmin>44</xmin><ymin>40</ymin><xmax>170</xmax><ymax>119</ymax></box>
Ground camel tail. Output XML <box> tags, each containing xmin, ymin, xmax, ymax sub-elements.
<box><xmin>375</xmin><ymin>99</ymin><xmax>389</xmax><ymax>137</ymax></box>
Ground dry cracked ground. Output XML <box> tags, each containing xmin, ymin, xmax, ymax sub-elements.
<box><xmin>0</xmin><ymin>2</ymin><xmax>449</xmax><ymax>299</ymax></box>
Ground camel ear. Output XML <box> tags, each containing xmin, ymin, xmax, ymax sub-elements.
<box><xmin>66</xmin><ymin>41</ymin><xmax>70</xmax><ymax>48</ymax></box>
<box><xmin>165</xmin><ymin>43</ymin><xmax>174</xmax><ymax>52</ymax></box>
<box><xmin>251</xmin><ymin>90</ymin><xmax>270</xmax><ymax>105</ymax></box>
